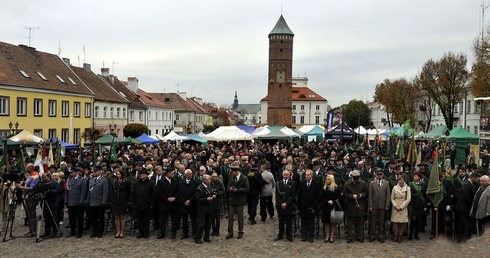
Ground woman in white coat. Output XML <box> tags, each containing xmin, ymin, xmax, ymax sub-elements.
<box><xmin>391</xmin><ymin>176</ymin><xmax>411</xmax><ymax>243</ymax></box>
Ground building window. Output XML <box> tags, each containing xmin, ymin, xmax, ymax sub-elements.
<box><xmin>85</xmin><ymin>103</ymin><xmax>91</xmax><ymax>117</ymax></box>
<box><xmin>34</xmin><ymin>99</ymin><xmax>42</xmax><ymax>116</ymax></box>
<box><xmin>94</xmin><ymin>106</ymin><xmax>99</xmax><ymax>118</ymax></box>
<box><xmin>475</xmin><ymin>101</ymin><xmax>480</xmax><ymax>114</ymax></box>
<box><xmin>74</xmin><ymin>102</ymin><xmax>80</xmax><ymax>117</ymax></box>
<box><xmin>33</xmin><ymin>129</ymin><xmax>42</xmax><ymax>138</ymax></box>
<box><xmin>61</xmin><ymin>129</ymin><xmax>69</xmax><ymax>142</ymax></box>
<box><xmin>315</xmin><ymin>116</ymin><xmax>320</xmax><ymax>124</ymax></box>
<box><xmin>300</xmin><ymin>116</ymin><xmax>305</xmax><ymax>124</ymax></box>
<box><xmin>148</xmin><ymin>129</ymin><xmax>152</xmax><ymax>135</ymax></box>
<box><xmin>0</xmin><ymin>96</ymin><xmax>9</xmax><ymax>115</ymax></box>
<box><xmin>155</xmin><ymin>112</ymin><xmax>158</xmax><ymax>120</ymax></box>
<box><xmin>17</xmin><ymin>98</ymin><xmax>27</xmax><ymax>116</ymax></box>
<box><xmin>316</xmin><ymin>105</ymin><xmax>320</xmax><ymax>111</ymax></box>
<box><xmin>176</xmin><ymin>114</ymin><xmax>180</xmax><ymax>121</ymax></box>
<box><xmin>156</xmin><ymin>129</ymin><xmax>159</xmax><ymax>135</ymax></box>
<box><xmin>148</xmin><ymin>111</ymin><xmax>152</xmax><ymax>120</ymax></box>
<box><xmin>103</xmin><ymin>107</ymin><xmax>107</xmax><ymax>118</ymax></box>
<box><xmin>459</xmin><ymin>102</ymin><xmax>463</xmax><ymax>114</ymax></box>
<box><xmin>116</xmin><ymin>108</ymin><xmax>120</xmax><ymax>118</ymax></box>
<box><xmin>292</xmin><ymin>116</ymin><xmax>296</xmax><ymax>124</ymax></box>
<box><xmin>62</xmin><ymin>101</ymin><xmax>69</xmax><ymax>117</ymax></box>
<box><xmin>48</xmin><ymin>129</ymin><xmax>56</xmax><ymax>139</ymax></box>
<box><xmin>123</xmin><ymin>108</ymin><xmax>127</xmax><ymax>119</ymax></box>
<box><xmin>293</xmin><ymin>105</ymin><xmax>296</xmax><ymax>110</ymax></box>
<box><xmin>467</xmin><ymin>100</ymin><xmax>471</xmax><ymax>114</ymax></box>
<box><xmin>74</xmin><ymin>129</ymin><xmax>80</xmax><ymax>144</ymax></box>
<box><xmin>49</xmin><ymin>100</ymin><xmax>56</xmax><ymax>116</ymax></box>
<box><xmin>129</xmin><ymin>111</ymin><xmax>134</xmax><ymax>121</ymax></box>
<box><xmin>139</xmin><ymin>111</ymin><xmax>143</xmax><ymax>121</ymax></box>
<box><xmin>301</xmin><ymin>105</ymin><xmax>305</xmax><ymax>111</ymax></box>
<box><xmin>475</xmin><ymin>125</ymin><xmax>478</xmax><ymax>135</ymax></box>
<box><xmin>110</xmin><ymin>107</ymin><xmax>114</xmax><ymax>118</ymax></box>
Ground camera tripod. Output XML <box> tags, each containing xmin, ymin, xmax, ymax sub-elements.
<box><xmin>35</xmin><ymin>197</ymin><xmax>62</xmax><ymax>243</ymax></box>
<box><xmin>2</xmin><ymin>186</ymin><xmax>19</xmax><ymax>242</ymax></box>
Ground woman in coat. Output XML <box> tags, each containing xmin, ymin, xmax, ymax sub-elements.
<box><xmin>391</xmin><ymin>176</ymin><xmax>411</xmax><ymax>243</ymax></box>
<box><xmin>109</xmin><ymin>170</ymin><xmax>131</xmax><ymax>238</ymax></box>
<box><xmin>321</xmin><ymin>174</ymin><xmax>342</xmax><ymax>243</ymax></box>
<box><xmin>408</xmin><ymin>172</ymin><xmax>426</xmax><ymax>240</ymax></box>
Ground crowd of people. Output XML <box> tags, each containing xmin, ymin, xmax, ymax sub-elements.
<box><xmin>1</xmin><ymin>138</ymin><xmax>489</xmax><ymax>245</ymax></box>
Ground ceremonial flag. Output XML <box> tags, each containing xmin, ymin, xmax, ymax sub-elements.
<box><xmin>109</xmin><ymin>138</ymin><xmax>117</xmax><ymax>163</ymax></box>
<box><xmin>42</xmin><ymin>143</ymin><xmax>48</xmax><ymax>173</ymax></box>
<box><xmin>407</xmin><ymin>132</ymin><xmax>417</xmax><ymax>170</ymax></box>
<box><xmin>0</xmin><ymin>139</ymin><xmax>7</xmax><ymax>178</ymax></box>
<box><xmin>48</xmin><ymin>142</ymin><xmax>54</xmax><ymax>166</ymax></box>
<box><xmin>396</xmin><ymin>138</ymin><xmax>405</xmax><ymax>159</ymax></box>
<box><xmin>427</xmin><ymin>147</ymin><xmax>443</xmax><ymax>206</ymax></box>
<box><xmin>19</xmin><ymin>146</ymin><xmax>26</xmax><ymax>174</ymax></box>
<box><xmin>55</xmin><ymin>141</ymin><xmax>62</xmax><ymax>167</ymax></box>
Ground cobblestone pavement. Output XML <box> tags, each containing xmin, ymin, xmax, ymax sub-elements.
<box><xmin>0</xmin><ymin>207</ymin><xmax>486</xmax><ymax>258</ymax></box>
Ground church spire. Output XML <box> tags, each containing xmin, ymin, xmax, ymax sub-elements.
<box><xmin>232</xmin><ymin>89</ymin><xmax>239</xmax><ymax>109</ymax></box>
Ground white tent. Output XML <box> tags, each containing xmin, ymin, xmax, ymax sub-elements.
<box><xmin>280</xmin><ymin>127</ymin><xmax>300</xmax><ymax>137</ymax></box>
<box><xmin>366</xmin><ymin>129</ymin><xmax>388</xmax><ymax>141</ymax></box>
<box><xmin>163</xmin><ymin>131</ymin><xmax>188</xmax><ymax>141</ymax></box>
<box><xmin>252</xmin><ymin>127</ymin><xmax>271</xmax><ymax>138</ymax></box>
<box><xmin>10</xmin><ymin>129</ymin><xmax>43</xmax><ymax>143</ymax></box>
<box><xmin>296</xmin><ymin>125</ymin><xmax>317</xmax><ymax>134</ymax></box>
<box><xmin>204</xmin><ymin>126</ymin><xmax>253</xmax><ymax>141</ymax></box>
<box><xmin>354</xmin><ymin>126</ymin><xmax>368</xmax><ymax>135</ymax></box>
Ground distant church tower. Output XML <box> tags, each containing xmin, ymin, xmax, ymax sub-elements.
<box><xmin>232</xmin><ymin>90</ymin><xmax>239</xmax><ymax>110</ymax></box>
<box><xmin>267</xmin><ymin>15</ymin><xmax>294</xmax><ymax>127</ymax></box>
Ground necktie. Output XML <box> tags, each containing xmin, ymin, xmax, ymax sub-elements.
<box><xmin>378</xmin><ymin>180</ymin><xmax>381</xmax><ymax>187</ymax></box>
<box><xmin>156</xmin><ymin>176</ymin><xmax>160</xmax><ymax>186</ymax></box>
<box><xmin>235</xmin><ymin>176</ymin><xmax>238</xmax><ymax>182</ymax></box>
<box><xmin>307</xmin><ymin>181</ymin><xmax>310</xmax><ymax>188</ymax></box>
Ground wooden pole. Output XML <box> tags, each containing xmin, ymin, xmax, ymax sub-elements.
<box><xmin>435</xmin><ymin>207</ymin><xmax>439</xmax><ymax>239</ymax></box>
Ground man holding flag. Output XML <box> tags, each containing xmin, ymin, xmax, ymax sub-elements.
<box><xmin>426</xmin><ymin>146</ymin><xmax>449</xmax><ymax>239</ymax></box>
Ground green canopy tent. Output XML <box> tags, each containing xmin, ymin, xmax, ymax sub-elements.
<box><xmin>302</xmin><ymin>125</ymin><xmax>324</xmax><ymax>142</ymax></box>
<box><xmin>424</xmin><ymin>125</ymin><xmax>449</xmax><ymax>140</ymax></box>
<box><xmin>182</xmin><ymin>133</ymin><xmax>208</xmax><ymax>147</ymax></box>
<box><xmin>257</xmin><ymin>128</ymin><xmax>292</xmax><ymax>140</ymax></box>
<box><xmin>127</xmin><ymin>137</ymin><xmax>144</xmax><ymax>145</ymax></box>
<box><xmin>447</xmin><ymin>127</ymin><xmax>479</xmax><ymax>166</ymax></box>
<box><xmin>93</xmin><ymin>134</ymin><xmax>131</xmax><ymax>145</ymax></box>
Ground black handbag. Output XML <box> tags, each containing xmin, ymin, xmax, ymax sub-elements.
<box><xmin>330</xmin><ymin>200</ymin><xmax>344</xmax><ymax>224</ymax></box>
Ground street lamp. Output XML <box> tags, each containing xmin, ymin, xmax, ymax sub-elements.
<box><xmin>108</xmin><ymin>123</ymin><xmax>117</xmax><ymax>133</ymax></box>
<box><xmin>8</xmin><ymin>121</ymin><xmax>19</xmax><ymax>134</ymax></box>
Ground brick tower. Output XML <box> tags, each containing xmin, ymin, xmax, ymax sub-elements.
<box><xmin>267</xmin><ymin>15</ymin><xmax>294</xmax><ymax>127</ymax></box>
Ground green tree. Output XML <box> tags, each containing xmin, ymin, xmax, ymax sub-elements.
<box><xmin>123</xmin><ymin>123</ymin><xmax>149</xmax><ymax>138</ymax></box>
<box><xmin>374</xmin><ymin>78</ymin><xmax>415</xmax><ymax>126</ymax></box>
<box><xmin>414</xmin><ymin>52</ymin><xmax>469</xmax><ymax>130</ymax></box>
<box><xmin>470</xmin><ymin>32</ymin><xmax>490</xmax><ymax>114</ymax></box>
<box><xmin>342</xmin><ymin>99</ymin><xmax>371</xmax><ymax>129</ymax></box>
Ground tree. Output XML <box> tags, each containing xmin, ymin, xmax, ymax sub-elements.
<box><xmin>415</xmin><ymin>52</ymin><xmax>469</xmax><ymax>130</ymax></box>
<box><xmin>374</xmin><ymin>78</ymin><xmax>415</xmax><ymax>126</ymax></box>
<box><xmin>123</xmin><ymin>123</ymin><xmax>149</xmax><ymax>138</ymax></box>
<box><xmin>470</xmin><ymin>32</ymin><xmax>490</xmax><ymax>114</ymax></box>
<box><xmin>342</xmin><ymin>99</ymin><xmax>371</xmax><ymax>129</ymax></box>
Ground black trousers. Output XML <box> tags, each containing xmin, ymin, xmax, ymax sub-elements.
<box><xmin>196</xmin><ymin>212</ymin><xmax>212</xmax><ymax>241</ymax></box>
<box><xmin>347</xmin><ymin>216</ymin><xmax>364</xmax><ymax>240</ymax></box>
<box><xmin>181</xmin><ymin>212</ymin><xmax>197</xmax><ymax>236</ymax></box>
<box><xmin>160</xmin><ymin>210</ymin><xmax>178</xmax><ymax>235</ymax></box>
<box><xmin>247</xmin><ymin>193</ymin><xmax>259</xmax><ymax>221</ymax></box>
<box><xmin>211</xmin><ymin>208</ymin><xmax>221</xmax><ymax>232</ymax></box>
<box><xmin>135</xmin><ymin>209</ymin><xmax>151</xmax><ymax>237</ymax></box>
<box><xmin>277</xmin><ymin>212</ymin><xmax>293</xmax><ymax>238</ymax></box>
<box><xmin>89</xmin><ymin>205</ymin><xmax>105</xmax><ymax>236</ymax></box>
<box><xmin>43</xmin><ymin>204</ymin><xmax>58</xmax><ymax>235</ymax></box>
<box><xmin>260</xmin><ymin>196</ymin><xmax>274</xmax><ymax>220</ymax></box>
<box><xmin>301</xmin><ymin>215</ymin><xmax>315</xmax><ymax>238</ymax></box>
<box><xmin>68</xmin><ymin>205</ymin><xmax>85</xmax><ymax>235</ymax></box>
<box><xmin>153</xmin><ymin>205</ymin><xmax>160</xmax><ymax>230</ymax></box>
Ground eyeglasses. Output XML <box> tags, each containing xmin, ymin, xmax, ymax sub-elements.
<box><xmin>376</xmin><ymin>174</ymin><xmax>383</xmax><ymax>176</ymax></box>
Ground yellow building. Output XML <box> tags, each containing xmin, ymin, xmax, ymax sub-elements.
<box><xmin>0</xmin><ymin>42</ymin><xmax>93</xmax><ymax>144</ymax></box>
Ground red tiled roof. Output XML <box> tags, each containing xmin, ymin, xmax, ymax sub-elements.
<box><xmin>71</xmin><ymin>66</ymin><xmax>128</xmax><ymax>103</ymax></box>
<box><xmin>261</xmin><ymin>87</ymin><xmax>327</xmax><ymax>101</ymax></box>
<box><xmin>0</xmin><ymin>41</ymin><xmax>93</xmax><ymax>96</ymax></box>
<box><xmin>148</xmin><ymin>93</ymin><xmax>194</xmax><ymax>112</ymax></box>
<box><xmin>99</xmin><ymin>75</ymin><xmax>147</xmax><ymax>109</ymax></box>
<box><xmin>136</xmin><ymin>89</ymin><xmax>172</xmax><ymax>109</ymax></box>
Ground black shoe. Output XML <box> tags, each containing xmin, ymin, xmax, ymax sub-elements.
<box><xmin>136</xmin><ymin>234</ymin><xmax>144</xmax><ymax>239</ymax></box>
<box><xmin>408</xmin><ymin>235</ymin><xmax>413</xmax><ymax>240</ymax></box>
<box><xmin>157</xmin><ymin>233</ymin><xmax>165</xmax><ymax>239</ymax></box>
<box><xmin>261</xmin><ymin>218</ymin><xmax>266</xmax><ymax>222</ymax></box>
<box><xmin>347</xmin><ymin>239</ymin><xmax>353</xmax><ymax>243</ymax></box>
<box><xmin>171</xmin><ymin>233</ymin><xmax>176</xmax><ymax>239</ymax></box>
<box><xmin>237</xmin><ymin>232</ymin><xmax>243</xmax><ymax>239</ymax></box>
<box><xmin>181</xmin><ymin>234</ymin><xmax>188</xmax><ymax>239</ymax></box>
<box><xmin>414</xmin><ymin>235</ymin><xmax>419</xmax><ymax>240</ymax></box>
<box><xmin>369</xmin><ymin>237</ymin><xmax>375</xmax><ymax>242</ymax></box>
<box><xmin>195</xmin><ymin>239</ymin><xmax>203</xmax><ymax>244</ymax></box>
<box><xmin>204</xmin><ymin>239</ymin><xmax>211</xmax><ymax>243</ymax></box>
<box><xmin>90</xmin><ymin>234</ymin><xmax>97</xmax><ymax>238</ymax></box>
<box><xmin>143</xmin><ymin>235</ymin><xmax>149</xmax><ymax>238</ymax></box>
<box><xmin>97</xmin><ymin>234</ymin><xmax>103</xmax><ymax>238</ymax></box>
<box><xmin>66</xmin><ymin>233</ymin><xmax>76</xmax><ymax>238</ymax></box>
<box><xmin>356</xmin><ymin>238</ymin><xmax>364</xmax><ymax>242</ymax></box>
<box><xmin>429</xmin><ymin>234</ymin><xmax>435</xmax><ymax>239</ymax></box>
<box><xmin>287</xmin><ymin>236</ymin><xmax>294</xmax><ymax>242</ymax></box>
<box><xmin>301</xmin><ymin>236</ymin><xmax>308</xmax><ymax>242</ymax></box>
<box><xmin>215</xmin><ymin>232</ymin><xmax>220</xmax><ymax>236</ymax></box>
<box><xmin>379</xmin><ymin>238</ymin><xmax>385</xmax><ymax>243</ymax></box>
<box><xmin>250</xmin><ymin>220</ymin><xmax>257</xmax><ymax>225</ymax></box>
<box><xmin>308</xmin><ymin>237</ymin><xmax>314</xmax><ymax>243</ymax></box>
<box><xmin>76</xmin><ymin>234</ymin><xmax>82</xmax><ymax>238</ymax></box>
<box><xmin>273</xmin><ymin>236</ymin><xmax>283</xmax><ymax>241</ymax></box>
<box><xmin>225</xmin><ymin>233</ymin><xmax>233</xmax><ymax>239</ymax></box>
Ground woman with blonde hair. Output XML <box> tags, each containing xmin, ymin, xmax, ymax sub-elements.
<box><xmin>391</xmin><ymin>176</ymin><xmax>411</xmax><ymax>243</ymax></box>
<box><xmin>320</xmin><ymin>174</ymin><xmax>342</xmax><ymax>243</ymax></box>
<box><xmin>51</xmin><ymin>172</ymin><xmax>66</xmax><ymax>225</ymax></box>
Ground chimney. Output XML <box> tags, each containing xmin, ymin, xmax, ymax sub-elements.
<box><xmin>127</xmin><ymin>77</ymin><xmax>139</xmax><ymax>93</ymax></box>
<box><xmin>101</xmin><ymin>68</ymin><xmax>109</xmax><ymax>76</ymax></box>
<box><xmin>178</xmin><ymin>91</ymin><xmax>187</xmax><ymax>100</ymax></box>
<box><xmin>83</xmin><ymin>63</ymin><xmax>91</xmax><ymax>72</ymax></box>
<box><xmin>194</xmin><ymin>97</ymin><xmax>203</xmax><ymax>105</ymax></box>
<box><xmin>62</xmin><ymin>58</ymin><xmax>70</xmax><ymax>66</ymax></box>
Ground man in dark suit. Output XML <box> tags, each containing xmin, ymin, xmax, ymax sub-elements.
<box><xmin>343</xmin><ymin>170</ymin><xmax>367</xmax><ymax>243</ymax></box>
<box><xmin>177</xmin><ymin>169</ymin><xmax>198</xmax><ymax>239</ymax></box>
<box><xmin>132</xmin><ymin>168</ymin><xmax>155</xmax><ymax>238</ymax></box>
<box><xmin>151</xmin><ymin>165</ymin><xmax>164</xmax><ymax>231</ymax></box>
<box><xmin>65</xmin><ymin>166</ymin><xmax>87</xmax><ymax>238</ymax></box>
<box><xmin>368</xmin><ymin>169</ymin><xmax>390</xmax><ymax>242</ymax></box>
<box><xmin>156</xmin><ymin>167</ymin><xmax>178</xmax><ymax>239</ymax></box>
<box><xmin>297</xmin><ymin>170</ymin><xmax>321</xmax><ymax>242</ymax></box>
<box><xmin>194</xmin><ymin>174</ymin><xmax>215</xmax><ymax>244</ymax></box>
<box><xmin>226</xmin><ymin>165</ymin><xmax>249</xmax><ymax>239</ymax></box>
<box><xmin>86</xmin><ymin>166</ymin><xmax>109</xmax><ymax>238</ymax></box>
<box><xmin>274</xmin><ymin>169</ymin><xmax>296</xmax><ymax>242</ymax></box>
<box><xmin>455</xmin><ymin>172</ymin><xmax>479</xmax><ymax>242</ymax></box>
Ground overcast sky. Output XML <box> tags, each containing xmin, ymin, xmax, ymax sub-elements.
<box><xmin>1</xmin><ymin>0</ymin><xmax>483</xmax><ymax>108</ymax></box>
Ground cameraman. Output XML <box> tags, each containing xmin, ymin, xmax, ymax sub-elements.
<box><xmin>26</xmin><ymin>173</ymin><xmax>60</xmax><ymax>238</ymax></box>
